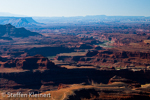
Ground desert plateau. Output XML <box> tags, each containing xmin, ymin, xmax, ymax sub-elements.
<box><xmin>0</xmin><ymin>1</ymin><xmax>150</xmax><ymax>99</ymax></box>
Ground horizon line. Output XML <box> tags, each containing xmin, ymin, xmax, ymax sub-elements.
<box><xmin>0</xmin><ymin>15</ymin><xmax>150</xmax><ymax>18</ymax></box>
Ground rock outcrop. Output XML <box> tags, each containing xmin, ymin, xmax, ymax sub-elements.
<box><xmin>0</xmin><ymin>24</ymin><xmax>41</xmax><ymax>38</ymax></box>
<box><xmin>78</xmin><ymin>44</ymin><xmax>93</xmax><ymax>49</ymax></box>
<box><xmin>72</xmin><ymin>49</ymin><xmax>150</xmax><ymax>68</ymax></box>
<box><xmin>86</xmin><ymin>50</ymin><xmax>99</xmax><ymax>57</ymax></box>
<box><xmin>108</xmin><ymin>75</ymin><xmax>141</xmax><ymax>88</ymax></box>
<box><xmin>1</xmin><ymin>55</ymin><xmax>57</xmax><ymax>70</ymax></box>
<box><xmin>0</xmin><ymin>78</ymin><xmax>22</xmax><ymax>89</ymax></box>
<box><xmin>0</xmin><ymin>17</ymin><xmax>41</xmax><ymax>27</ymax></box>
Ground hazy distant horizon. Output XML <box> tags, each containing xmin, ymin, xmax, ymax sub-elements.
<box><xmin>0</xmin><ymin>0</ymin><xmax>150</xmax><ymax>17</ymax></box>
<box><xmin>0</xmin><ymin>12</ymin><xmax>150</xmax><ymax>18</ymax></box>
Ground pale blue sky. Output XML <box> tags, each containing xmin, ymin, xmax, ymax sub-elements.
<box><xmin>0</xmin><ymin>0</ymin><xmax>149</xmax><ymax>17</ymax></box>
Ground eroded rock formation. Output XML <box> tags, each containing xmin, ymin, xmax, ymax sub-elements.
<box><xmin>1</xmin><ymin>55</ymin><xmax>56</xmax><ymax>70</ymax></box>
<box><xmin>108</xmin><ymin>75</ymin><xmax>141</xmax><ymax>88</ymax></box>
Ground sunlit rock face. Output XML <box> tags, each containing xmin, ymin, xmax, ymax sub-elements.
<box><xmin>2</xmin><ymin>55</ymin><xmax>57</xmax><ymax>70</ymax></box>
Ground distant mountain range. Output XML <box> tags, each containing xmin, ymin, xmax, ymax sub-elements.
<box><xmin>0</xmin><ymin>24</ymin><xmax>41</xmax><ymax>40</ymax></box>
<box><xmin>0</xmin><ymin>12</ymin><xmax>26</xmax><ymax>17</ymax></box>
<box><xmin>33</xmin><ymin>15</ymin><xmax>150</xmax><ymax>24</ymax></box>
<box><xmin>1</xmin><ymin>12</ymin><xmax>150</xmax><ymax>27</ymax></box>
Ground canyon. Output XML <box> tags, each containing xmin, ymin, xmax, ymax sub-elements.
<box><xmin>0</xmin><ymin>16</ymin><xmax>150</xmax><ymax>99</ymax></box>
